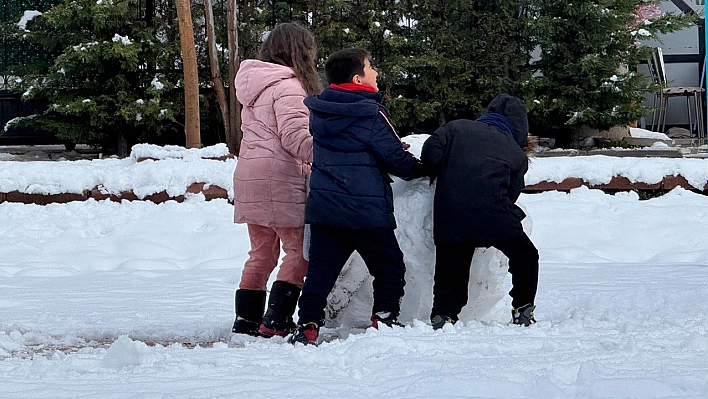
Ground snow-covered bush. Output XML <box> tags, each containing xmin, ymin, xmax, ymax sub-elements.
<box><xmin>2</xmin><ymin>0</ymin><xmax>182</xmax><ymax>153</ymax></box>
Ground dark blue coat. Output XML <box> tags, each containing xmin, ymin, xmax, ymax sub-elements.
<box><xmin>303</xmin><ymin>88</ymin><xmax>423</xmax><ymax>229</ymax></box>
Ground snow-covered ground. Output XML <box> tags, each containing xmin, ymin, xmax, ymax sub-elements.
<box><xmin>1</xmin><ymin>139</ymin><xmax>708</xmax><ymax>398</ymax></box>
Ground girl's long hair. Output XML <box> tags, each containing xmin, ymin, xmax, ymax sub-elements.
<box><xmin>258</xmin><ymin>22</ymin><xmax>323</xmax><ymax>95</ymax></box>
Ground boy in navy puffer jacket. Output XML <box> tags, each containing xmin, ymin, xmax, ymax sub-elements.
<box><xmin>288</xmin><ymin>48</ymin><xmax>425</xmax><ymax>345</ymax></box>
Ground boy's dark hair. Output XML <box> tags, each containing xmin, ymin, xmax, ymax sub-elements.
<box><xmin>324</xmin><ymin>48</ymin><xmax>372</xmax><ymax>85</ymax></box>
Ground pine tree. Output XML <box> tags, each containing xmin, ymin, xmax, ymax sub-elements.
<box><xmin>301</xmin><ymin>0</ymin><xmax>532</xmax><ymax>135</ymax></box>
<box><xmin>0</xmin><ymin>0</ymin><xmax>62</xmax><ymax>79</ymax></box>
<box><xmin>2</xmin><ymin>0</ymin><xmax>184</xmax><ymax>154</ymax></box>
<box><xmin>373</xmin><ymin>0</ymin><xmax>533</xmax><ymax>133</ymax></box>
<box><xmin>526</xmin><ymin>0</ymin><xmax>695</xmax><ymax>144</ymax></box>
<box><xmin>5</xmin><ymin>0</ymin><xmax>696</xmax><ymax>150</ymax></box>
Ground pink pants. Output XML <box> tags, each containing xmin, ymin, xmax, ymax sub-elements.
<box><xmin>239</xmin><ymin>224</ymin><xmax>308</xmax><ymax>290</ymax></box>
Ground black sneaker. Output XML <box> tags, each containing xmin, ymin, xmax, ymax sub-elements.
<box><xmin>511</xmin><ymin>304</ymin><xmax>536</xmax><ymax>326</ymax></box>
<box><xmin>431</xmin><ymin>314</ymin><xmax>456</xmax><ymax>330</ymax></box>
<box><xmin>287</xmin><ymin>322</ymin><xmax>319</xmax><ymax>345</ymax></box>
<box><xmin>370</xmin><ymin>311</ymin><xmax>403</xmax><ymax>329</ymax></box>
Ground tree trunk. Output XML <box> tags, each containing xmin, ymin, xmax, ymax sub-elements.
<box><xmin>117</xmin><ymin>131</ymin><xmax>129</xmax><ymax>158</ymax></box>
<box><xmin>204</xmin><ymin>0</ymin><xmax>229</xmax><ymax>144</ymax></box>
<box><xmin>176</xmin><ymin>0</ymin><xmax>201</xmax><ymax>149</ymax></box>
<box><xmin>227</xmin><ymin>0</ymin><xmax>243</xmax><ymax>155</ymax></box>
<box><xmin>145</xmin><ymin>0</ymin><xmax>154</xmax><ymax>25</ymax></box>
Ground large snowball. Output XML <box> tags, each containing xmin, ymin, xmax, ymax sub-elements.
<box><xmin>324</xmin><ymin>134</ymin><xmax>531</xmax><ymax>328</ymax></box>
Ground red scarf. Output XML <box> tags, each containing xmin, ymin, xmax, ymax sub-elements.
<box><xmin>330</xmin><ymin>83</ymin><xmax>378</xmax><ymax>93</ymax></box>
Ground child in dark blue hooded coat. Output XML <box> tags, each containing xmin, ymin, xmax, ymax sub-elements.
<box><xmin>421</xmin><ymin>93</ymin><xmax>539</xmax><ymax>329</ymax></box>
<box><xmin>288</xmin><ymin>48</ymin><xmax>425</xmax><ymax>344</ymax></box>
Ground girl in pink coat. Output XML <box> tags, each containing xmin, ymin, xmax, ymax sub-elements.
<box><xmin>231</xmin><ymin>22</ymin><xmax>322</xmax><ymax>338</ymax></box>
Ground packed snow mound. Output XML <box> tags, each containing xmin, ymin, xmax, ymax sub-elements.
<box><xmin>325</xmin><ymin>135</ymin><xmax>531</xmax><ymax>327</ymax></box>
<box><xmin>130</xmin><ymin>143</ymin><xmax>230</xmax><ymax>161</ymax></box>
<box><xmin>629</xmin><ymin>127</ymin><xmax>670</xmax><ymax>141</ymax></box>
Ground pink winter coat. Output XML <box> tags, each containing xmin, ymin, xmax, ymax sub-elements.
<box><xmin>233</xmin><ymin>60</ymin><xmax>313</xmax><ymax>228</ymax></box>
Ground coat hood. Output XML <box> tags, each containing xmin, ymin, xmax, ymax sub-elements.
<box><xmin>485</xmin><ymin>93</ymin><xmax>529</xmax><ymax>147</ymax></box>
<box><xmin>304</xmin><ymin>88</ymin><xmax>382</xmax><ymax>137</ymax></box>
<box><xmin>235</xmin><ymin>60</ymin><xmax>299</xmax><ymax>106</ymax></box>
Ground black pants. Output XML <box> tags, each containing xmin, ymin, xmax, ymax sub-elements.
<box><xmin>297</xmin><ymin>224</ymin><xmax>406</xmax><ymax>326</ymax></box>
<box><xmin>431</xmin><ymin>233</ymin><xmax>539</xmax><ymax>320</ymax></box>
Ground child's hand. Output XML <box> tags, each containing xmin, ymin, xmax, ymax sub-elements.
<box><xmin>402</xmin><ymin>142</ymin><xmax>411</xmax><ymax>151</ymax></box>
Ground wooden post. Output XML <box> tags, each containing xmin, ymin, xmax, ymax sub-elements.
<box><xmin>176</xmin><ymin>0</ymin><xmax>201</xmax><ymax>148</ymax></box>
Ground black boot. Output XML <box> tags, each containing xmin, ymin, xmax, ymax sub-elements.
<box><xmin>259</xmin><ymin>281</ymin><xmax>301</xmax><ymax>337</ymax></box>
<box><xmin>232</xmin><ymin>289</ymin><xmax>266</xmax><ymax>336</ymax></box>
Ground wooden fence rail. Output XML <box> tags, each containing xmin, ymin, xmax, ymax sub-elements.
<box><xmin>0</xmin><ymin>175</ymin><xmax>706</xmax><ymax>205</ymax></box>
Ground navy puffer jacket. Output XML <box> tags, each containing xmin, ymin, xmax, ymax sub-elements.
<box><xmin>304</xmin><ymin>88</ymin><xmax>423</xmax><ymax>229</ymax></box>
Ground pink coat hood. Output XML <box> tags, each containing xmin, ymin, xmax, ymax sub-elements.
<box><xmin>236</xmin><ymin>61</ymin><xmax>296</xmax><ymax>104</ymax></box>
<box><xmin>232</xmin><ymin>60</ymin><xmax>313</xmax><ymax>228</ymax></box>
